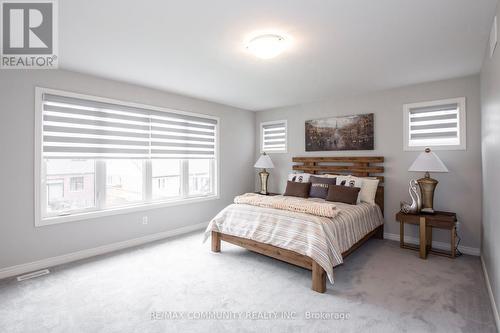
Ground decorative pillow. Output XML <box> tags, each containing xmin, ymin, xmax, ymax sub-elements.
<box><xmin>284</xmin><ymin>181</ymin><xmax>311</xmax><ymax>198</ymax></box>
<box><xmin>350</xmin><ymin>176</ymin><xmax>380</xmax><ymax>205</ymax></box>
<box><xmin>309</xmin><ymin>176</ymin><xmax>337</xmax><ymax>199</ymax></box>
<box><xmin>287</xmin><ymin>173</ymin><xmax>311</xmax><ymax>183</ymax></box>
<box><xmin>326</xmin><ymin>185</ymin><xmax>361</xmax><ymax>205</ymax></box>
<box><xmin>336</xmin><ymin>175</ymin><xmax>363</xmax><ymax>203</ymax></box>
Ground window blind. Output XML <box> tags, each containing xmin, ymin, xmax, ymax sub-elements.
<box><xmin>408</xmin><ymin>102</ymin><xmax>460</xmax><ymax>147</ymax></box>
<box><xmin>42</xmin><ymin>93</ymin><xmax>217</xmax><ymax>159</ymax></box>
<box><xmin>262</xmin><ymin>121</ymin><xmax>287</xmax><ymax>152</ymax></box>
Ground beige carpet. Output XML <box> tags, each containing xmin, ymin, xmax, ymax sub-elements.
<box><xmin>0</xmin><ymin>230</ymin><xmax>496</xmax><ymax>333</ymax></box>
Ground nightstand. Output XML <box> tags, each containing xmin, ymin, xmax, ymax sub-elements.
<box><xmin>395</xmin><ymin>211</ymin><xmax>457</xmax><ymax>259</ymax></box>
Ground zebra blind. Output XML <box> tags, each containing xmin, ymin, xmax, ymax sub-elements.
<box><xmin>405</xmin><ymin>98</ymin><xmax>465</xmax><ymax>150</ymax></box>
<box><xmin>41</xmin><ymin>93</ymin><xmax>217</xmax><ymax>159</ymax></box>
<box><xmin>261</xmin><ymin>120</ymin><xmax>287</xmax><ymax>153</ymax></box>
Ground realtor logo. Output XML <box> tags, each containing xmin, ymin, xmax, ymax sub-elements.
<box><xmin>1</xmin><ymin>0</ymin><xmax>58</xmax><ymax>68</ymax></box>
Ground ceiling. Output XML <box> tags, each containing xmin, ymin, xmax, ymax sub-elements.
<box><xmin>59</xmin><ymin>0</ymin><xmax>497</xmax><ymax>111</ymax></box>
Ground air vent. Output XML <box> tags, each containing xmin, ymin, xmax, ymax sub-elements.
<box><xmin>17</xmin><ymin>269</ymin><xmax>50</xmax><ymax>281</ymax></box>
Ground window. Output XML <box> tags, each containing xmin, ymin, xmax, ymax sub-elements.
<box><xmin>152</xmin><ymin>159</ymin><xmax>181</xmax><ymax>200</ymax></box>
<box><xmin>70</xmin><ymin>176</ymin><xmax>84</xmax><ymax>192</ymax></box>
<box><xmin>45</xmin><ymin>159</ymin><xmax>96</xmax><ymax>215</ymax></box>
<box><xmin>36</xmin><ymin>88</ymin><xmax>218</xmax><ymax>225</ymax></box>
<box><xmin>261</xmin><ymin>120</ymin><xmax>287</xmax><ymax>153</ymax></box>
<box><xmin>47</xmin><ymin>179</ymin><xmax>64</xmax><ymax>209</ymax></box>
<box><xmin>105</xmin><ymin>159</ymin><xmax>144</xmax><ymax>207</ymax></box>
<box><xmin>403</xmin><ymin>97</ymin><xmax>466</xmax><ymax>151</ymax></box>
<box><xmin>188</xmin><ymin>159</ymin><xmax>214</xmax><ymax>196</ymax></box>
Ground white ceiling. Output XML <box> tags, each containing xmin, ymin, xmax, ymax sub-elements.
<box><xmin>59</xmin><ymin>0</ymin><xmax>497</xmax><ymax>111</ymax></box>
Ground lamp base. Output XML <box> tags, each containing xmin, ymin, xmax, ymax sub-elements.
<box><xmin>258</xmin><ymin>169</ymin><xmax>269</xmax><ymax>195</ymax></box>
<box><xmin>417</xmin><ymin>173</ymin><xmax>438</xmax><ymax>214</ymax></box>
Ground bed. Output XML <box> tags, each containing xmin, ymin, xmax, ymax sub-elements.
<box><xmin>205</xmin><ymin>156</ymin><xmax>385</xmax><ymax>293</ymax></box>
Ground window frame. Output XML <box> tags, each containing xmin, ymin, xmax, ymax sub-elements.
<box><xmin>34</xmin><ymin>87</ymin><xmax>220</xmax><ymax>227</ymax></box>
<box><xmin>403</xmin><ymin>97</ymin><xmax>466</xmax><ymax>151</ymax></box>
<box><xmin>260</xmin><ymin>120</ymin><xmax>288</xmax><ymax>154</ymax></box>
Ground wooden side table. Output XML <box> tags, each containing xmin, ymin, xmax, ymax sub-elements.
<box><xmin>395</xmin><ymin>211</ymin><xmax>457</xmax><ymax>259</ymax></box>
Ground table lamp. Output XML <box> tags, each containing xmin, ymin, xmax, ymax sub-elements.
<box><xmin>254</xmin><ymin>153</ymin><xmax>274</xmax><ymax>195</ymax></box>
<box><xmin>408</xmin><ymin>148</ymin><xmax>449</xmax><ymax>214</ymax></box>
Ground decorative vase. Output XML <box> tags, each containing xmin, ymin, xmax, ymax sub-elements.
<box><xmin>400</xmin><ymin>179</ymin><xmax>422</xmax><ymax>214</ymax></box>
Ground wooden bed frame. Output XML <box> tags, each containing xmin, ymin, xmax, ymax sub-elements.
<box><xmin>211</xmin><ymin>156</ymin><xmax>385</xmax><ymax>293</ymax></box>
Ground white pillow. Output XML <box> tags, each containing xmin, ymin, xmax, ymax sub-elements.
<box><xmin>313</xmin><ymin>174</ymin><xmax>330</xmax><ymax>178</ymax></box>
<box><xmin>351</xmin><ymin>176</ymin><xmax>379</xmax><ymax>205</ymax></box>
<box><xmin>325</xmin><ymin>174</ymin><xmax>340</xmax><ymax>178</ymax></box>
<box><xmin>336</xmin><ymin>175</ymin><xmax>364</xmax><ymax>204</ymax></box>
<box><xmin>287</xmin><ymin>173</ymin><xmax>311</xmax><ymax>183</ymax></box>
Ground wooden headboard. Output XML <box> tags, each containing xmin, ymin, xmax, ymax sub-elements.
<box><xmin>292</xmin><ymin>156</ymin><xmax>385</xmax><ymax>214</ymax></box>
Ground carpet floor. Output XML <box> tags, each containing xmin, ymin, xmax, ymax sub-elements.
<box><xmin>0</xmin><ymin>230</ymin><xmax>496</xmax><ymax>333</ymax></box>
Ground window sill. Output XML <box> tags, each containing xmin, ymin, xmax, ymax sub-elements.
<box><xmin>36</xmin><ymin>194</ymin><xmax>219</xmax><ymax>227</ymax></box>
<box><xmin>261</xmin><ymin>150</ymin><xmax>288</xmax><ymax>154</ymax></box>
<box><xmin>404</xmin><ymin>144</ymin><xmax>466</xmax><ymax>151</ymax></box>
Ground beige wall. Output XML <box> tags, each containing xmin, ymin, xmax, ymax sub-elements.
<box><xmin>255</xmin><ymin>75</ymin><xmax>482</xmax><ymax>250</ymax></box>
<box><xmin>480</xmin><ymin>0</ymin><xmax>500</xmax><ymax>325</ymax></box>
<box><xmin>0</xmin><ymin>69</ymin><xmax>256</xmax><ymax>269</ymax></box>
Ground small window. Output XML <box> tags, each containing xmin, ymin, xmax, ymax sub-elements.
<box><xmin>261</xmin><ymin>120</ymin><xmax>287</xmax><ymax>153</ymax></box>
<box><xmin>47</xmin><ymin>179</ymin><xmax>64</xmax><ymax>207</ymax></box>
<box><xmin>403</xmin><ymin>97</ymin><xmax>466</xmax><ymax>151</ymax></box>
<box><xmin>70</xmin><ymin>176</ymin><xmax>84</xmax><ymax>192</ymax></box>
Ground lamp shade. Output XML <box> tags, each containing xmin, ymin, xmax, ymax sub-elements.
<box><xmin>254</xmin><ymin>154</ymin><xmax>274</xmax><ymax>169</ymax></box>
<box><xmin>408</xmin><ymin>148</ymin><xmax>448</xmax><ymax>173</ymax></box>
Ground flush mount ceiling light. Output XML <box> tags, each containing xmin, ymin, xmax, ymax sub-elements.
<box><xmin>245</xmin><ymin>34</ymin><xmax>289</xmax><ymax>59</ymax></box>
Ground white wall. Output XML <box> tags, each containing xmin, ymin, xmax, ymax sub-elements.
<box><xmin>0</xmin><ymin>70</ymin><xmax>255</xmax><ymax>270</ymax></box>
<box><xmin>255</xmin><ymin>75</ymin><xmax>482</xmax><ymax>250</ymax></box>
<box><xmin>480</xmin><ymin>1</ymin><xmax>500</xmax><ymax>324</ymax></box>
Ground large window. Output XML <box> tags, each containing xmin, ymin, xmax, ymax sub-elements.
<box><xmin>36</xmin><ymin>88</ymin><xmax>218</xmax><ymax>225</ymax></box>
<box><xmin>403</xmin><ymin>98</ymin><xmax>466</xmax><ymax>151</ymax></box>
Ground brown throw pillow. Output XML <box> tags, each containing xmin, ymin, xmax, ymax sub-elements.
<box><xmin>326</xmin><ymin>185</ymin><xmax>361</xmax><ymax>205</ymax></box>
<box><xmin>309</xmin><ymin>176</ymin><xmax>337</xmax><ymax>199</ymax></box>
<box><xmin>284</xmin><ymin>181</ymin><xmax>311</xmax><ymax>198</ymax></box>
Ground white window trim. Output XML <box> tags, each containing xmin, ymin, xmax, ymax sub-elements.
<box><xmin>34</xmin><ymin>87</ymin><xmax>220</xmax><ymax>227</ymax></box>
<box><xmin>403</xmin><ymin>97</ymin><xmax>466</xmax><ymax>151</ymax></box>
<box><xmin>260</xmin><ymin>120</ymin><xmax>288</xmax><ymax>154</ymax></box>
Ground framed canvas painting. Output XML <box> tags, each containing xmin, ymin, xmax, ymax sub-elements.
<box><xmin>305</xmin><ymin>113</ymin><xmax>374</xmax><ymax>151</ymax></box>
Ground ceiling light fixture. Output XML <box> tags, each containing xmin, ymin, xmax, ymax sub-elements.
<box><xmin>245</xmin><ymin>34</ymin><xmax>289</xmax><ymax>59</ymax></box>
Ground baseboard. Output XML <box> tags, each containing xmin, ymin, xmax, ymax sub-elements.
<box><xmin>481</xmin><ymin>256</ymin><xmax>500</xmax><ymax>332</ymax></box>
<box><xmin>384</xmin><ymin>232</ymin><xmax>480</xmax><ymax>256</ymax></box>
<box><xmin>0</xmin><ymin>222</ymin><xmax>208</xmax><ymax>280</ymax></box>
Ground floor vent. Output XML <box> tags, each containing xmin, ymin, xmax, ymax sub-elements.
<box><xmin>16</xmin><ymin>269</ymin><xmax>50</xmax><ymax>282</ymax></box>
